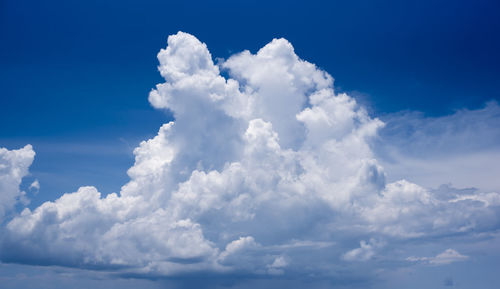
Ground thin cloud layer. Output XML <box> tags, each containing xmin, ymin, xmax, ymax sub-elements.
<box><xmin>407</xmin><ymin>249</ymin><xmax>469</xmax><ymax>265</ymax></box>
<box><xmin>377</xmin><ymin>102</ymin><xmax>500</xmax><ymax>192</ymax></box>
<box><xmin>1</xmin><ymin>32</ymin><xmax>499</xmax><ymax>278</ymax></box>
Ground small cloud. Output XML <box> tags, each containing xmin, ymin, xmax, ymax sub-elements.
<box><xmin>218</xmin><ymin>236</ymin><xmax>259</xmax><ymax>261</ymax></box>
<box><xmin>407</xmin><ymin>249</ymin><xmax>468</xmax><ymax>266</ymax></box>
<box><xmin>29</xmin><ymin>179</ymin><xmax>40</xmax><ymax>193</ymax></box>
<box><xmin>342</xmin><ymin>239</ymin><xmax>384</xmax><ymax>262</ymax></box>
<box><xmin>267</xmin><ymin>256</ymin><xmax>289</xmax><ymax>275</ymax></box>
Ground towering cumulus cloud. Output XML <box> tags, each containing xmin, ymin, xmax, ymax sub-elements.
<box><xmin>1</xmin><ymin>32</ymin><xmax>499</xmax><ymax>279</ymax></box>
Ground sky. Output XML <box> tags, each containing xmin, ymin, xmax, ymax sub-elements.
<box><xmin>1</xmin><ymin>0</ymin><xmax>500</xmax><ymax>288</ymax></box>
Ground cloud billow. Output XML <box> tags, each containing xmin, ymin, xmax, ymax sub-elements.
<box><xmin>1</xmin><ymin>32</ymin><xmax>499</xmax><ymax>278</ymax></box>
<box><xmin>0</xmin><ymin>145</ymin><xmax>34</xmax><ymax>223</ymax></box>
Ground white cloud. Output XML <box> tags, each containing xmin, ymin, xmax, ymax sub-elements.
<box><xmin>407</xmin><ymin>249</ymin><xmax>469</xmax><ymax>265</ymax></box>
<box><xmin>342</xmin><ymin>239</ymin><xmax>384</xmax><ymax>262</ymax></box>
<box><xmin>1</xmin><ymin>32</ymin><xmax>499</xmax><ymax>279</ymax></box>
<box><xmin>266</xmin><ymin>255</ymin><xmax>289</xmax><ymax>275</ymax></box>
<box><xmin>29</xmin><ymin>179</ymin><xmax>39</xmax><ymax>192</ymax></box>
<box><xmin>0</xmin><ymin>145</ymin><xmax>35</xmax><ymax>222</ymax></box>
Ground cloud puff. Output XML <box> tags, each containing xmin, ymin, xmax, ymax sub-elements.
<box><xmin>29</xmin><ymin>179</ymin><xmax>40</xmax><ymax>193</ymax></box>
<box><xmin>342</xmin><ymin>238</ymin><xmax>384</xmax><ymax>262</ymax></box>
<box><xmin>0</xmin><ymin>145</ymin><xmax>35</xmax><ymax>222</ymax></box>
<box><xmin>1</xmin><ymin>32</ymin><xmax>499</xmax><ymax>278</ymax></box>
<box><xmin>407</xmin><ymin>249</ymin><xmax>469</xmax><ymax>265</ymax></box>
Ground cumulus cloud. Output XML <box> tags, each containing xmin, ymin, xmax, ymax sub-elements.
<box><xmin>342</xmin><ymin>239</ymin><xmax>384</xmax><ymax>262</ymax></box>
<box><xmin>407</xmin><ymin>249</ymin><xmax>469</xmax><ymax>265</ymax></box>
<box><xmin>29</xmin><ymin>179</ymin><xmax>39</xmax><ymax>193</ymax></box>
<box><xmin>1</xmin><ymin>32</ymin><xmax>499</xmax><ymax>279</ymax></box>
<box><xmin>0</xmin><ymin>145</ymin><xmax>35</xmax><ymax>222</ymax></box>
<box><xmin>266</xmin><ymin>255</ymin><xmax>289</xmax><ymax>275</ymax></box>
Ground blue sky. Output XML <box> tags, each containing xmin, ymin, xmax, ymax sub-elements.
<box><xmin>1</xmin><ymin>0</ymin><xmax>500</xmax><ymax>288</ymax></box>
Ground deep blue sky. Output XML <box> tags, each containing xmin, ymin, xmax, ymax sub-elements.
<box><xmin>1</xmin><ymin>0</ymin><xmax>499</xmax><ymax>206</ymax></box>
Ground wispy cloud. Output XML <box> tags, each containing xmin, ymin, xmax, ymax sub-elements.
<box><xmin>407</xmin><ymin>249</ymin><xmax>469</xmax><ymax>265</ymax></box>
<box><xmin>376</xmin><ymin>101</ymin><xmax>500</xmax><ymax>192</ymax></box>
